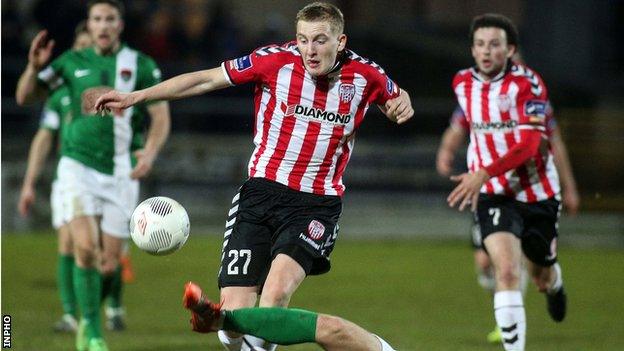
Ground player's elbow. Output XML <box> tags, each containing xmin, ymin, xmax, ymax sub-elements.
<box><xmin>15</xmin><ymin>92</ymin><xmax>29</xmax><ymax>106</ymax></box>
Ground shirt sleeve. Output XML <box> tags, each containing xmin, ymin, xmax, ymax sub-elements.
<box><xmin>515</xmin><ymin>69</ymin><xmax>549</xmax><ymax>133</ymax></box>
<box><xmin>370</xmin><ymin>67</ymin><xmax>401</xmax><ymax>106</ymax></box>
<box><xmin>37</xmin><ymin>53</ymin><xmax>68</xmax><ymax>92</ymax></box>
<box><xmin>221</xmin><ymin>46</ymin><xmax>279</xmax><ymax>86</ymax></box>
<box><xmin>450</xmin><ymin>105</ymin><xmax>469</xmax><ymax>132</ymax></box>
<box><xmin>39</xmin><ymin>96</ymin><xmax>61</xmax><ymax>131</ymax></box>
<box><xmin>136</xmin><ymin>55</ymin><xmax>163</xmax><ymax>106</ymax></box>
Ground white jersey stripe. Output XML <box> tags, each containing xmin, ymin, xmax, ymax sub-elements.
<box><xmin>252</xmin><ymin>64</ymin><xmax>295</xmax><ymax>178</ymax></box>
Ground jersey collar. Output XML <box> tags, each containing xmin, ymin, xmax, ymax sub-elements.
<box><xmin>471</xmin><ymin>59</ymin><xmax>513</xmax><ymax>83</ymax></box>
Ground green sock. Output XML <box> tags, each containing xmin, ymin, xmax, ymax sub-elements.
<box><xmin>58</xmin><ymin>255</ymin><xmax>76</xmax><ymax>316</ymax></box>
<box><xmin>107</xmin><ymin>266</ymin><xmax>123</xmax><ymax>308</ymax></box>
<box><xmin>73</xmin><ymin>266</ymin><xmax>102</xmax><ymax>339</ymax></box>
<box><xmin>223</xmin><ymin>307</ymin><xmax>318</xmax><ymax>345</ymax></box>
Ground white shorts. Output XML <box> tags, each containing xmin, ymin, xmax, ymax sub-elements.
<box><xmin>50</xmin><ymin>180</ymin><xmax>64</xmax><ymax>229</ymax></box>
<box><xmin>57</xmin><ymin>156</ymin><xmax>139</xmax><ymax>238</ymax></box>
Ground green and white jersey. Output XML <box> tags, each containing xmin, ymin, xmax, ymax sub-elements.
<box><xmin>39</xmin><ymin>86</ymin><xmax>72</xmax><ymax>180</ymax></box>
<box><xmin>37</xmin><ymin>44</ymin><xmax>162</xmax><ymax>176</ymax></box>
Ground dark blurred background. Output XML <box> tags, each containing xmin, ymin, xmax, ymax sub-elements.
<box><xmin>2</xmin><ymin>0</ymin><xmax>622</xmax><ymax>241</ymax></box>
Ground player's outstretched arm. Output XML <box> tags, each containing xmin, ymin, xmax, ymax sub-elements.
<box><xmin>95</xmin><ymin>67</ymin><xmax>230</xmax><ymax>113</ymax></box>
<box><xmin>16</xmin><ymin>30</ymin><xmax>55</xmax><ymax>105</ymax></box>
<box><xmin>380</xmin><ymin>89</ymin><xmax>414</xmax><ymax>124</ymax></box>
<box><xmin>18</xmin><ymin>129</ymin><xmax>54</xmax><ymax>217</ymax></box>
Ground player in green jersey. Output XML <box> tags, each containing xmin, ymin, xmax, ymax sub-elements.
<box><xmin>18</xmin><ymin>22</ymin><xmax>91</xmax><ymax>335</ymax></box>
<box><xmin>16</xmin><ymin>1</ymin><xmax>171</xmax><ymax>350</ymax></box>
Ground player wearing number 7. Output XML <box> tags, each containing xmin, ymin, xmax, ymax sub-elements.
<box><xmin>95</xmin><ymin>2</ymin><xmax>413</xmax><ymax>350</ymax></box>
<box><xmin>447</xmin><ymin>14</ymin><xmax>567</xmax><ymax>351</ymax></box>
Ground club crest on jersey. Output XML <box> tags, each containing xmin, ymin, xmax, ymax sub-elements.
<box><xmin>339</xmin><ymin>83</ymin><xmax>356</xmax><ymax>103</ymax></box>
<box><xmin>230</xmin><ymin>55</ymin><xmax>253</xmax><ymax>72</ymax></box>
<box><xmin>496</xmin><ymin>94</ymin><xmax>512</xmax><ymax>112</ymax></box>
<box><xmin>307</xmin><ymin>220</ymin><xmax>325</xmax><ymax>240</ymax></box>
<box><xmin>120</xmin><ymin>68</ymin><xmax>132</xmax><ymax>82</ymax></box>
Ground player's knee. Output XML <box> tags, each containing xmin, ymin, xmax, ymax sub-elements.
<box><xmin>220</xmin><ymin>287</ymin><xmax>257</xmax><ymax>310</ymax></box>
<box><xmin>316</xmin><ymin>315</ymin><xmax>349</xmax><ymax>346</ymax></box>
<box><xmin>74</xmin><ymin>244</ymin><xmax>96</xmax><ymax>267</ymax></box>
<box><xmin>496</xmin><ymin>264</ymin><xmax>520</xmax><ymax>286</ymax></box>
<box><xmin>260</xmin><ymin>284</ymin><xmax>293</xmax><ymax>307</ymax></box>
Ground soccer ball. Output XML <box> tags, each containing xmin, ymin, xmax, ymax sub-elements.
<box><xmin>129</xmin><ymin>196</ymin><xmax>190</xmax><ymax>255</ymax></box>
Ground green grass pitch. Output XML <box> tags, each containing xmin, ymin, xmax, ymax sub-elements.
<box><xmin>2</xmin><ymin>232</ymin><xmax>624</xmax><ymax>350</ymax></box>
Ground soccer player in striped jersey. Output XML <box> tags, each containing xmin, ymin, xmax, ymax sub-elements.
<box><xmin>447</xmin><ymin>14</ymin><xmax>567</xmax><ymax>351</ymax></box>
<box><xmin>436</xmin><ymin>101</ymin><xmax>579</xmax><ymax>343</ymax></box>
<box><xmin>96</xmin><ymin>2</ymin><xmax>412</xmax><ymax>350</ymax></box>
<box><xmin>16</xmin><ymin>1</ymin><xmax>171</xmax><ymax>350</ymax></box>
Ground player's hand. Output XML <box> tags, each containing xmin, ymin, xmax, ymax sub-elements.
<box><xmin>562</xmin><ymin>188</ymin><xmax>580</xmax><ymax>216</ymax></box>
<box><xmin>436</xmin><ymin>149</ymin><xmax>454</xmax><ymax>177</ymax></box>
<box><xmin>18</xmin><ymin>185</ymin><xmax>36</xmax><ymax>217</ymax></box>
<box><xmin>95</xmin><ymin>90</ymin><xmax>140</xmax><ymax>115</ymax></box>
<box><xmin>131</xmin><ymin>149</ymin><xmax>156</xmax><ymax>179</ymax></box>
<box><xmin>384</xmin><ymin>89</ymin><xmax>414</xmax><ymax>124</ymax></box>
<box><xmin>28</xmin><ymin>30</ymin><xmax>55</xmax><ymax>71</ymax></box>
<box><xmin>82</xmin><ymin>87</ymin><xmax>117</xmax><ymax>115</ymax></box>
<box><xmin>448</xmin><ymin>169</ymin><xmax>489</xmax><ymax>211</ymax></box>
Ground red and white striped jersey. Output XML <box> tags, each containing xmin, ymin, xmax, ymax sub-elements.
<box><xmin>450</xmin><ymin>101</ymin><xmax>557</xmax><ymax>137</ymax></box>
<box><xmin>222</xmin><ymin>42</ymin><xmax>401</xmax><ymax>196</ymax></box>
<box><xmin>452</xmin><ymin>63</ymin><xmax>560</xmax><ymax>202</ymax></box>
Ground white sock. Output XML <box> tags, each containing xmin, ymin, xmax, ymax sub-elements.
<box><xmin>241</xmin><ymin>335</ymin><xmax>276</xmax><ymax>351</ymax></box>
<box><xmin>373</xmin><ymin>334</ymin><xmax>396</xmax><ymax>351</ymax></box>
<box><xmin>218</xmin><ymin>330</ymin><xmax>243</xmax><ymax>351</ymax></box>
<box><xmin>547</xmin><ymin>263</ymin><xmax>563</xmax><ymax>295</ymax></box>
<box><xmin>494</xmin><ymin>290</ymin><xmax>526</xmax><ymax>351</ymax></box>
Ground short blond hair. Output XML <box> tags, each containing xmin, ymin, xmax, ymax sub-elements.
<box><xmin>296</xmin><ymin>2</ymin><xmax>344</xmax><ymax>35</ymax></box>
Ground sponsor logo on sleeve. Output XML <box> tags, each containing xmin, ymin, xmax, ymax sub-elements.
<box><xmin>524</xmin><ymin>100</ymin><xmax>547</xmax><ymax>120</ymax></box>
<box><xmin>339</xmin><ymin>83</ymin><xmax>356</xmax><ymax>103</ymax></box>
<box><xmin>152</xmin><ymin>68</ymin><xmax>162</xmax><ymax>80</ymax></box>
<box><xmin>230</xmin><ymin>55</ymin><xmax>253</xmax><ymax>72</ymax></box>
<box><xmin>386</xmin><ymin>77</ymin><xmax>397</xmax><ymax>95</ymax></box>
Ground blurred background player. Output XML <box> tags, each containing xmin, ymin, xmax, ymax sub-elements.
<box><xmin>94</xmin><ymin>2</ymin><xmax>413</xmax><ymax>350</ymax></box>
<box><xmin>17</xmin><ymin>22</ymin><xmax>92</xmax><ymax>334</ymax></box>
<box><xmin>183</xmin><ymin>281</ymin><xmax>396</xmax><ymax>351</ymax></box>
<box><xmin>15</xmin><ymin>1</ymin><xmax>171</xmax><ymax>350</ymax></box>
<box><xmin>436</xmin><ymin>97</ymin><xmax>580</xmax><ymax>342</ymax></box>
<box><xmin>447</xmin><ymin>14</ymin><xmax>567</xmax><ymax>351</ymax></box>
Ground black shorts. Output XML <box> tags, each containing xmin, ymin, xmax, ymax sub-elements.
<box><xmin>218</xmin><ymin>178</ymin><xmax>342</xmax><ymax>288</ymax></box>
<box><xmin>476</xmin><ymin>194</ymin><xmax>561</xmax><ymax>267</ymax></box>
